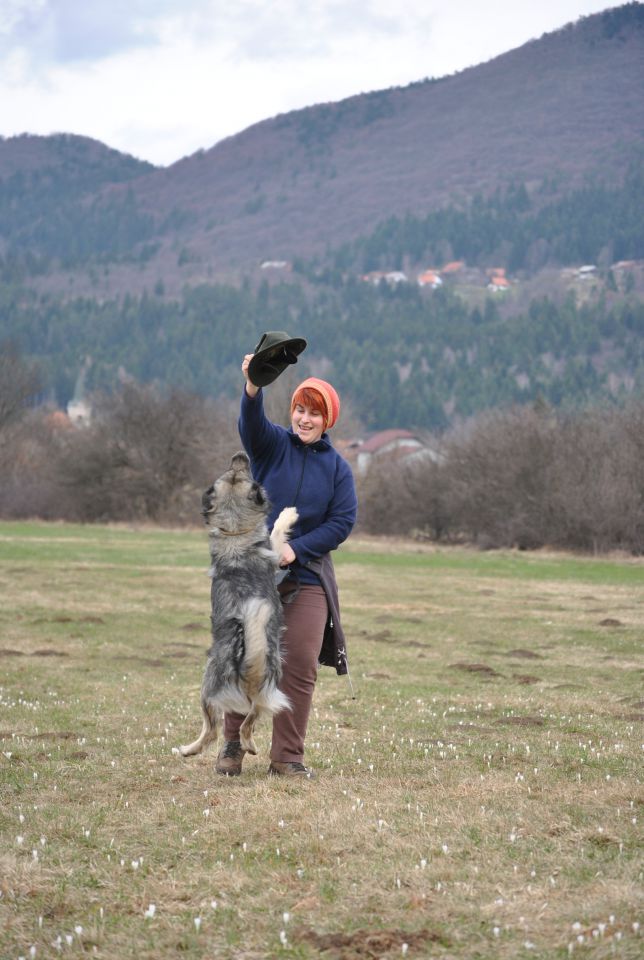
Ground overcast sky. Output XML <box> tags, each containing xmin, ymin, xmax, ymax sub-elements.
<box><xmin>0</xmin><ymin>0</ymin><xmax>615</xmax><ymax>167</ymax></box>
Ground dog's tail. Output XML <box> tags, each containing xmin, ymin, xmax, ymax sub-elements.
<box><xmin>243</xmin><ymin>597</ymin><xmax>290</xmax><ymax>715</ymax></box>
<box><xmin>258</xmin><ymin>681</ymin><xmax>290</xmax><ymax>715</ymax></box>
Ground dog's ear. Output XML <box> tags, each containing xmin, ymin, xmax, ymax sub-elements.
<box><xmin>201</xmin><ymin>484</ymin><xmax>215</xmax><ymax>522</ymax></box>
<box><xmin>248</xmin><ymin>482</ymin><xmax>266</xmax><ymax>506</ymax></box>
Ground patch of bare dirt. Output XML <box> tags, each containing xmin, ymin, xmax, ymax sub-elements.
<box><xmin>513</xmin><ymin>674</ymin><xmax>541</xmax><ymax>685</ymax></box>
<box><xmin>374</xmin><ymin>614</ymin><xmax>424</xmax><ymax>625</ymax></box>
<box><xmin>297</xmin><ymin>927</ymin><xmax>441</xmax><ymax>959</ymax></box>
<box><xmin>599</xmin><ymin>618</ymin><xmax>624</xmax><ymax>627</ymax></box>
<box><xmin>112</xmin><ymin>655</ymin><xmax>163</xmax><ymax>667</ymax></box>
<box><xmin>449</xmin><ymin>662</ymin><xmax>501</xmax><ymax>677</ymax></box>
<box><xmin>4</xmin><ymin>641</ymin><xmax>67</xmax><ymax>660</ymax></box>
<box><xmin>362</xmin><ymin>629</ymin><xmax>391</xmax><ymax>642</ymax></box>
<box><xmin>360</xmin><ymin>629</ymin><xmax>429</xmax><ymax>651</ymax></box>
<box><xmin>32</xmin><ymin>615</ymin><xmax>104</xmax><ymax>625</ymax></box>
<box><xmin>506</xmin><ymin>649</ymin><xmax>543</xmax><ymax>659</ymax></box>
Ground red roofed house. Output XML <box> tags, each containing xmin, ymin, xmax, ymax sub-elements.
<box><xmin>355</xmin><ymin>429</ymin><xmax>426</xmax><ymax>475</ymax></box>
<box><xmin>417</xmin><ymin>270</ymin><xmax>443</xmax><ymax>289</ymax></box>
<box><xmin>441</xmin><ymin>261</ymin><xmax>465</xmax><ymax>275</ymax></box>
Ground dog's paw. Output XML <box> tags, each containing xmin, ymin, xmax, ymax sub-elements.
<box><xmin>278</xmin><ymin>506</ymin><xmax>298</xmax><ymax>529</ymax></box>
<box><xmin>272</xmin><ymin>506</ymin><xmax>298</xmax><ymax>541</ymax></box>
<box><xmin>240</xmin><ymin>736</ymin><xmax>258</xmax><ymax>755</ymax></box>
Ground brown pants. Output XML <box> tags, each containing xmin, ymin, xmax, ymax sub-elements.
<box><xmin>223</xmin><ymin>585</ymin><xmax>328</xmax><ymax>763</ymax></box>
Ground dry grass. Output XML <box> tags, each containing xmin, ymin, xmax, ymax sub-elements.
<box><xmin>0</xmin><ymin>521</ymin><xmax>642</xmax><ymax>959</ymax></box>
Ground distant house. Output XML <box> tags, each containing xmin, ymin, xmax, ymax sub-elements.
<box><xmin>361</xmin><ymin>271</ymin><xmax>408</xmax><ymax>286</ymax></box>
<box><xmin>67</xmin><ymin>398</ymin><xmax>91</xmax><ymax>425</ymax></box>
<box><xmin>260</xmin><ymin>260</ymin><xmax>291</xmax><ymax>270</ymax></box>
<box><xmin>441</xmin><ymin>260</ymin><xmax>465</xmax><ymax>275</ymax></box>
<box><xmin>384</xmin><ymin>271</ymin><xmax>408</xmax><ymax>285</ymax></box>
<box><xmin>353</xmin><ymin>429</ymin><xmax>426</xmax><ymax>475</ymax></box>
<box><xmin>487</xmin><ymin>275</ymin><xmax>510</xmax><ymax>292</ymax></box>
<box><xmin>417</xmin><ymin>270</ymin><xmax>443</xmax><ymax>289</ymax></box>
<box><xmin>45</xmin><ymin>410</ymin><xmax>72</xmax><ymax>431</ymax></box>
<box><xmin>578</xmin><ymin>264</ymin><xmax>597</xmax><ymax>278</ymax></box>
<box><xmin>361</xmin><ymin>271</ymin><xmax>387</xmax><ymax>284</ymax></box>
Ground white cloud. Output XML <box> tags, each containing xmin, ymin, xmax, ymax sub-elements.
<box><xmin>0</xmin><ymin>0</ymin><xmax>614</xmax><ymax>165</ymax></box>
<box><xmin>0</xmin><ymin>0</ymin><xmax>174</xmax><ymax>63</ymax></box>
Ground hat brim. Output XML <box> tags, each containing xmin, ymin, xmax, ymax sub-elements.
<box><xmin>248</xmin><ymin>337</ymin><xmax>307</xmax><ymax>387</ymax></box>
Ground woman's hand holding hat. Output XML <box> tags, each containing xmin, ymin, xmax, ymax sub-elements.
<box><xmin>242</xmin><ymin>353</ymin><xmax>260</xmax><ymax>398</ymax></box>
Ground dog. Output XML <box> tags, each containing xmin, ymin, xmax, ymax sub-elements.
<box><xmin>179</xmin><ymin>451</ymin><xmax>297</xmax><ymax>759</ymax></box>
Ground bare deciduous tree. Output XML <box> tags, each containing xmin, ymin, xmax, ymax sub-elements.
<box><xmin>548</xmin><ymin>406</ymin><xmax>644</xmax><ymax>552</ymax></box>
<box><xmin>0</xmin><ymin>341</ymin><xmax>42</xmax><ymax>432</ymax></box>
<box><xmin>358</xmin><ymin>401</ymin><xmax>644</xmax><ymax>554</ymax></box>
<box><xmin>56</xmin><ymin>382</ymin><xmax>239</xmax><ymax>523</ymax></box>
<box><xmin>0</xmin><ymin>342</ymin><xmax>48</xmax><ymax>517</ymax></box>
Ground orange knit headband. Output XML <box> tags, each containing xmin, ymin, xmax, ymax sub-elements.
<box><xmin>291</xmin><ymin>377</ymin><xmax>341</xmax><ymax>430</ymax></box>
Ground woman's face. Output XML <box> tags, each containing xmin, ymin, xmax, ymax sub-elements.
<box><xmin>291</xmin><ymin>403</ymin><xmax>325</xmax><ymax>444</ymax></box>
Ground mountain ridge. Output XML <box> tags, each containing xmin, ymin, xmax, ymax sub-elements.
<box><xmin>1</xmin><ymin>3</ymin><xmax>643</xmax><ymax>294</ymax></box>
<box><xmin>125</xmin><ymin>3</ymin><xmax>644</xmax><ymax>272</ymax></box>
<box><xmin>1</xmin><ymin>4</ymin><xmax>643</xmax><ymax>429</ymax></box>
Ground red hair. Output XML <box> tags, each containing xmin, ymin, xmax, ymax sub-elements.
<box><xmin>291</xmin><ymin>377</ymin><xmax>341</xmax><ymax>430</ymax></box>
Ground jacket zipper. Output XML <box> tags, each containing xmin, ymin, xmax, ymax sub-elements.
<box><xmin>293</xmin><ymin>446</ymin><xmax>309</xmax><ymax>506</ymax></box>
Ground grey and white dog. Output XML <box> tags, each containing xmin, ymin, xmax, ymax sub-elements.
<box><xmin>179</xmin><ymin>451</ymin><xmax>296</xmax><ymax>758</ymax></box>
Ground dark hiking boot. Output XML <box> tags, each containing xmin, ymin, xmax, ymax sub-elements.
<box><xmin>215</xmin><ymin>740</ymin><xmax>246</xmax><ymax>776</ymax></box>
<box><xmin>268</xmin><ymin>761</ymin><xmax>315</xmax><ymax>779</ymax></box>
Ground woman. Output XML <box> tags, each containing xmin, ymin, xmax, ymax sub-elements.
<box><xmin>216</xmin><ymin>354</ymin><xmax>358</xmax><ymax>778</ymax></box>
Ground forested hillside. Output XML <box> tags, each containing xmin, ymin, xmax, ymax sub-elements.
<box><xmin>313</xmin><ymin>161</ymin><xmax>644</xmax><ymax>276</ymax></box>
<box><xmin>0</xmin><ymin>134</ymin><xmax>156</xmax><ymax>272</ymax></box>
<box><xmin>2</xmin><ymin>277</ymin><xmax>642</xmax><ymax>429</ymax></box>
<box><xmin>1</xmin><ymin>4</ymin><xmax>643</xmax><ymax>430</ymax></box>
<box><xmin>0</xmin><ymin>4</ymin><xmax>643</xmax><ymax>291</ymax></box>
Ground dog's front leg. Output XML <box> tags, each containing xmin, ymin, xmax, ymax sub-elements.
<box><xmin>271</xmin><ymin>506</ymin><xmax>298</xmax><ymax>557</ymax></box>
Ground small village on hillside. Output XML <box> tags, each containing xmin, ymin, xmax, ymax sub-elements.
<box><xmin>260</xmin><ymin>257</ymin><xmax>644</xmax><ymax>298</ymax></box>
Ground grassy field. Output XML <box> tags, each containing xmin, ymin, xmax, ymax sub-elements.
<box><xmin>0</xmin><ymin>521</ymin><xmax>642</xmax><ymax>960</ymax></box>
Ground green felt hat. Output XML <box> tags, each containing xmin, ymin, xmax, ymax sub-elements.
<box><xmin>248</xmin><ymin>331</ymin><xmax>308</xmax><ymax>387</ymax></box>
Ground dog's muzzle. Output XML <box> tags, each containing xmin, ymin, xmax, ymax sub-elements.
<box><xmin>230</xmin><ymin>451</ymin><xmax>251</xmax><ymax>478</ymax></box>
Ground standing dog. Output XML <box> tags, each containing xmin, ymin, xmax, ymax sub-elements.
<box><xmin>179</xmin><ymin>451</ymin><xmax>296</xmax><ymax>758</ymax></box>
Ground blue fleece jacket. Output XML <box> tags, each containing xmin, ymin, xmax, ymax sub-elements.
<box><xmin>238</xmin><ymin>388</ymin><xmax>358</xmax><ymax>585</ymax></box>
